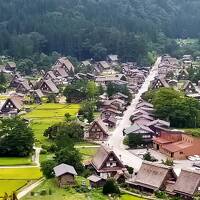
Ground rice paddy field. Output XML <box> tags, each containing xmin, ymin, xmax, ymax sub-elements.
<box><xmin>0</xmin><ymin>157</ymin><xmax>32</xmax><ymax>166</ymax></box>
<box><xmin>0</xmin><ymin>167</ymin><xmax>42</xmax><ymax>196</ymax></box>
<box><xmin>22</xmin><ymin>103</ymin><xmax>80</xmax><ymax>145</ymax></box>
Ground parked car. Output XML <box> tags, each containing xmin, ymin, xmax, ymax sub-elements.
<box><xmin>188</xmin><ymin>155</ymin><xmax>200</xmax><ymax>161</ymax></box>
<box><xmin>193</xmin><ymin>162</ymin><xmax>200</xmax><ymax>168</ymax></box>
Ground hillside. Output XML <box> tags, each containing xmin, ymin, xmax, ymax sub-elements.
<box><xmin>0</xmin><ymin>0</ymin><xmax>200</xmax><ymax>62</ymax></box>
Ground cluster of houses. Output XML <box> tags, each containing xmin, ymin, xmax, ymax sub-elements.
<box><xmin>53</xmin><ymin>144</ymin><xmax>200</xmax><ymax>199</ymax></box>
<box><xmin>0</xmin><ymin>54</ymin><xmax>148</xmax><ymax>117</ymax></box>
<box><xmin>84</xmin><ymin>92</ymin><xmax>130</xmax><ymax>141</ymax></box>
<box><xmin>123</xmin><ymin>100</ymin><xmax>170</xmax><ymax>146</ymax></box>
<box><xmin>0</xmin><ymin>57</ymin><xmax>75</xmax><ymax>116</ymax></box>
<box><xmin>151</xmin><ymin>54</ymin><xmax>200</xmax><ymax>99</ymax></box>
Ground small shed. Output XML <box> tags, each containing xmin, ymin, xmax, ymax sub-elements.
<box><xmin>53</xmin><ymin>163</ymin><xmax>77</xmax><ymax>187</ymax></box>
<box><xmin>87</xmin><ymin>174</ymin><xmax>106</xmax><ymax>188</ymax></box>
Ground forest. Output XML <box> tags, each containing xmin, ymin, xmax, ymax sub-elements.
<box><xmin>0</xmin><ymin>0</ymin><xmax>200</xmax><ymax>65</ymax></box>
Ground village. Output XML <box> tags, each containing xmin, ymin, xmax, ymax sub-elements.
<box><xmin>0</xmin><ymin>53</ymin><xmax>200</xmax><ymax>200</ymax></box>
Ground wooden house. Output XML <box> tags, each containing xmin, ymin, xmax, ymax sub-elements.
<box><xmin>16</xmin><ymin>80</ymin><xmax>32</xmax><ymax>94</ymax></box>
<box><xmin>147</xmin><ymin>119</ymin><xmax>170</xmax><ymax>133</ymax></box>
<box><xmin>87</xmin><ymin>174</ymin><xmax>106</xmax><ymax>188</ymax></box>
<box><xmin>81</xmin><ymin>60</ymin><xmax>91</xmax><ymax>67</ymax></box>
<box><xmin>98</xmin><ymin>61</ymin><xmax>110</xmax><ymax>71</ymax></box>
<box><xmin>9</xmin><ymin>73</ymin><xmax>23</xmax><ymax>88</ymax></box>
<box><xmin>101</xmin><ymin>99</ymin><xmax>126</xmax><ymax>111</ymax></box>
<box><xmin>173</xmin><ymin>169</ymin><xmax>200</xmax><ymax>199</ymax></box>
<box><xmin>178</xmin><ymin>69</ymin><xmax>189</xmax><ymax>80</ymax></box>
<box><xmin>102</xmin><ymin>116</ymin><xmax>117</xmax><ymax>128</ymax></box>
<box><xmin>101</xmin><ymin>108</ymin><xmax>122</xmax><ymax>119</ymax></box>
<box><xmin>39</xmin><ymin>79</ymin><xmax>59</xmax><ymax>94</ymax></box>
<box><xmin>127</xmin><ymin>162</ymin><xmax>176</xmax><ymax>193</ymax></box>
<box><xmin>130</xmin><ymin>114</ymin><xmax>154</xmax><ymax>125</ymax></box>
<box><xmin>107</xmin><ymin>55</ymin><xmax>119</xmax><ymax>63</ymax></box>
<box><xmin>55</xmin><ymin>57</ymin><xmax>75</xmax><ymax>74</ymax></box>
<box><xmin>132</xmin><ymin>109</ymin><xmax>153</xmax><ymax>118</ymax></box>
<box><xmin>123</xmin><ymin>123</ymin><xmax>154</xmax><ymax>144</ymax></box>
<box><xmin>182</xmin><ymin>80</ymin><xmax>197</xmax><ymax>94</ymax></box>
<box><xmin>52</xmin><ymin>65</ymin><xmax>68</xmax><ymax>78</ymax></box>
<box><xmin>110</xmin><ymin>92</ymin><xmax>128</xmax><ymax>102</ymax></box>
<box><xmin>53</xmin><ymin>163</ymin><xmax>77</xmax><ymax>187</ymax></box>
<box><xmin>85</xmin><ymin>119</ymin><xmax>109</xmax><ymax>141</ymax></box>
<box><xmin>44</xmin><ymin>70</ymin><xmax>57</xmax><ymax>80</ymax></box>
<box><xmin>5</xmin><ymin>62</ymin><xmax>16</xmax><ymax>72</ymax></box>
<box><xmin>151</xmin><ymin>77</ymin><xmax>169</xmax><ymax>90</ymax></box>
<box><xmin>136</xmin><ymin>102</ymin><xmax>154</xmax><ymax>110</ymax></box>
<box><xmin>0</xmin><ymin>96</ymin><xmax>23</xmax><ymax>115</ymax></box>
<box><xmin>90</xmin><ymin>145</ymin><xmax>126</xmax><ymax>179</ymax></box>
<box><xmin>30</xmin><ymin>89</ymin><xmax>44</xmax><ymax>104</ymax></box>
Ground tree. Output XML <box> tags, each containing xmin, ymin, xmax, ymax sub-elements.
<box><xmin>55</xmin><ymin>146</ymin><xmax>83</xmax><ymax>173</ymax></box>
<box><xmin>146</xmin><ymin>88</ymin><xmax>200</xmax><ymax>128</ymax></box>
<box><xmin>40</xmin><ymin>160</ymin><xmax>56</xmax><ymax>179</ymax></box>
<box><xmin>107</xmin><ymin>82</ymin><xmax>115</xmax><ymax>97</ymax></box>
<box><xmin>79</xmin><ymin>100</ymin><xmax>95</xmax><ymax>123</ymax></box>
<box><xmin>47</xmin><ymin>94</ymin><xmax>57</xmax><ymax>103</ymax></box>
<box><xmin>0</xmin><ymin>71</ymin><xmax>6</xmax><ymax>84</ymax></box>
<box><xmin>143</xmin><ymin>151</ymin><xmax>157</xmax><ymax>162</ymax></box>
<box><xmin>123</xmin><ymin>134</ymin><xmax>143</xmax><ymax>148</ymax></box>
<box><xmin>44</xmin><ymin>122</ymin><xmax>84</xmax><ymax>142</ymax></box>
<box><xmin>86</xmin><ymin>81</ymin><xmax>99</xmax><ymax>99</ymax></box>
<box><xmin>17</xmin><ymin>59</ymin><xmax>34</xmax><ymax>75</ymax></box>
<box><xmin>126</xmin><ymin>166</ymin><xmax>134</xmax><ymax>176</ymax></box>
<box><xmin>0</xmin><ymin>117</ymin><xmax>34</xmax><ymax>157</ymax></box>
<box><xmin>103</xmin><ymin>179</ymin><xmax>120</xmax><ymax>195</ymax></box>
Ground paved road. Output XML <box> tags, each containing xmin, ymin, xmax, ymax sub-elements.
<box><xmin>106</xmin><ymin>57</ymin><xmax>161</xmax><ymax>171</ymax></box>
<box><xmin>17</xmin><ymin>178</ymin><xmax>45</xmax><ymax>199</ymax></box>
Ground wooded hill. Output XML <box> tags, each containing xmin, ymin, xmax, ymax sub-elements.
<box><xmin>0</xmin><ymin>0</ymin><xmax>200</xmax><ymax>63</ymax></box>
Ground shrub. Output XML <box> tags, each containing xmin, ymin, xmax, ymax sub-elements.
<box><xmin>40</xmin><ymin>189</ymin><xmax>47</xmax><ymax>196</ymax></box>
<box><xmin>143</xmin><ymin>151</ymin><xmax>158</xmax><ymax>162</ymax></box>
<box><xmin>49</xmin><ymin>188</ymin><xmax>52</xmax><ymax>195</ymax></box>
<box><xmin>155</xmin><ymin>190</ymin><xmax>167</xmax><ymax>199</ymax></box>
<box><xmin>40</xmin><ymin>159</ymin><xmax>56</xmax><ymax>179</ymax></box>
<box><xmin>125</xmin><ymin>166</ymin><xmax>134</xmax><ymax>175</ymax></box>
<box><xmin>30</xmin><ymin>191</ymin><xmax>35</xmax><ymax>196</ymax></box>
<box><xmin>162</xmin><ymin>158</ymin><xmax>174</xmax><ymax>166</ymax></box>
<box><xmin>103</xmin><ymin>179</ymin><xmax>120</xmax><ymax>195</ymax></box>
<box><xmin>40</xmin><ymin>149</ymin><xmax>47</xmax><ymax>154</ymax></box>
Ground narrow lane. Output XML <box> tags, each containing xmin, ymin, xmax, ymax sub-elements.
<box><xmin>106</xmin><ymin>57</ymin><xmax>161</xmax><ymax>171</ymax></box>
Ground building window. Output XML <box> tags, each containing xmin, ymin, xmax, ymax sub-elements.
<box><xmin>106</xmin><ymin>162</ymin><xmax>110</xmax><ymax>167</ymax></box>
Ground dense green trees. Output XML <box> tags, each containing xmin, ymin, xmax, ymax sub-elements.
<box><xmin>144</xmin><ymin>88</ymin><xmax>200</xmax><ymax>128</ymax></box>
<box><xmin>0</xmin><ymin>117</ymin><xmax>34</xmax><ymax>157</ymax></box>
<box><xmin>41</xmin><ymin>120</ymin><xmax>84</xmax><ymax>176</ymax></box>
<box><xmin>123</xmin><ymin>134</ymin><xmax>143</xmax><ymax>148</ymax></box>
<box><xmin>0</xmin><ymin>1</ymin><xmax>200</xmax><ymax>65</ymax></box>
<box><xmin>43</xmin><ymin>122</ymin><xmax>84</xmax><ymax>141</ymax></box>
<box><xmin>103</xmin><ymin>179</ymin><xmax>120</xmax><ymax>195</ymax></box>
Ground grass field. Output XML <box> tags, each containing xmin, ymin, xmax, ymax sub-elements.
<box><xmin>0</xmin><ymin>167</ymin><xmax>42</xmax><ymax>196</ymax></box>
<box><xmin>121</xmin><ymin>194</ymin><xmax>145</xmax><ymax>200</ymax></box>
<box><xmin>23</xmin><ymin>179</ymin><xmax>145</xmax><ymax>200</ymax></box>
<box><xmin>0</xmin><ymin>180</ymin><xmax>28</xmax><ymax>196</ymax></box>
<box><xmin>23</xmin><ymin>178</ymin><xmax>108</xmax><ymax>200</ymax></box>
<box><xmin>78</xmin><ymin>147</ymin><xmax>99</xmax><ymax>162</ymax></box>
<box><xmin>0</xmin><ymin>167</ymin><xmax>42</xmax><ymax>180</ymax></box>
<box><xmin>23</xmin><ymin>103</ymin><xmax>80</xmax><ymax>144</ymax></box>
<box><xmin>0</xmin><ymin>157</ymin><xmax>32</xmax><ymax>166</ymax></box>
